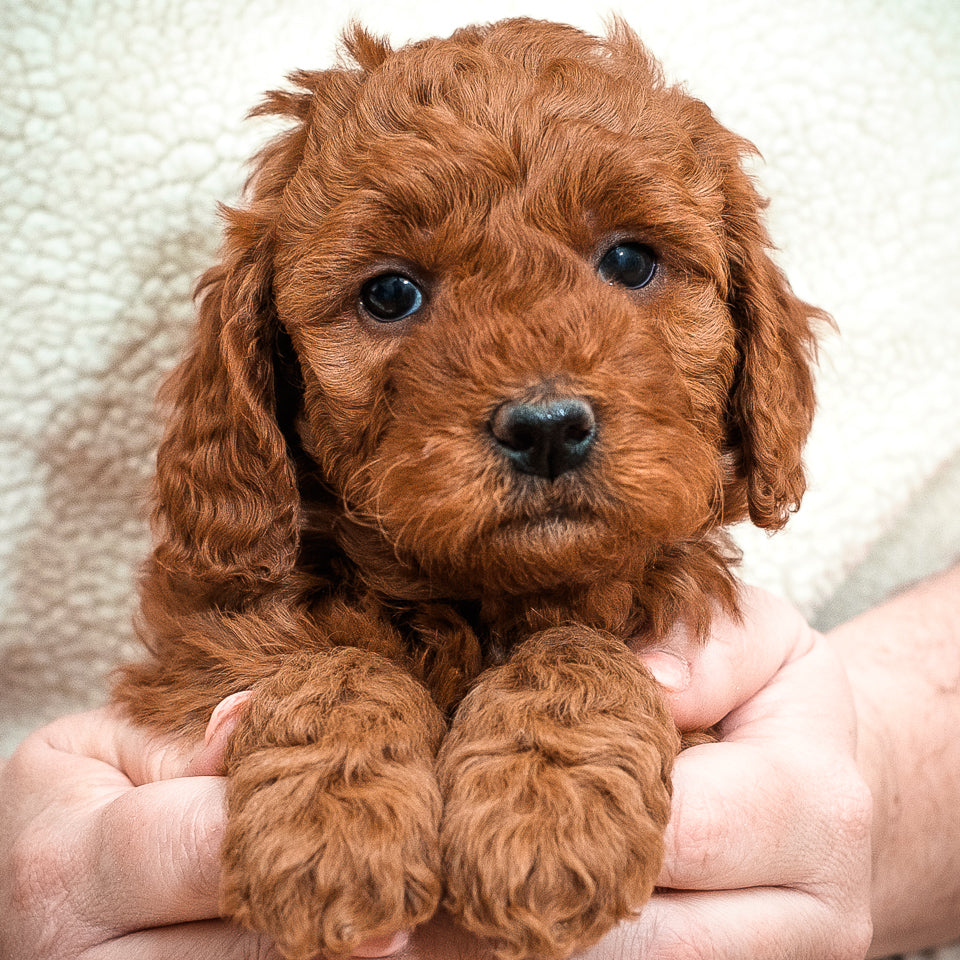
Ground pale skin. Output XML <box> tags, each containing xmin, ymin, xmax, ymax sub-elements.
<box><xmin>1</xmin><ymin>570</ymin><xmax>957</xmax><ymax>960</ymax></box>
<box><xmin>832</xmin><ymin>562</ymin><xmax>960</xmax><ymax>957</ymax></box>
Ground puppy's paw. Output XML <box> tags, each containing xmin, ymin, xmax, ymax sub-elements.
<box><xmin>216</xmin><ymin>648</ymin><xmax>447</xmax><ymax>960</ymax></box>
<box><xmin>221</xmin><ymin>744</ymin><xmax>442</xmax><ymax>960</ymax></box>
<box><xmin>438</xmin><ymin>630</ymin><xmax>678</xmax><ymax>960</ymax></box>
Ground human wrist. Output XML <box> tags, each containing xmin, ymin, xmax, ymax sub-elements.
<box><xmin>841</xmin><ymin>660</ymin><xmax>896</xmax><ymax>949</ymax></box>
<box><xmin>828</xmin><ymin>565</ymin><xmax>960</xmax><ymax>956</ymax></box>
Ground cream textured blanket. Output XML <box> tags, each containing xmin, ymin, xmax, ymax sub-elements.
<box><xmin>2</xmin><ymin>1</ymin><xmax>959</xmax><ymax>955</ymax></box>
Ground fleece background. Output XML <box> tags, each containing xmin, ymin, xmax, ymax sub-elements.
<box><xmin>2</xmin><ymin>1</ymin><xmax>959</xmax><ymax>955</ymax></box>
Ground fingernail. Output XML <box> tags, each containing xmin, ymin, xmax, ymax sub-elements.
<box><xmin>643</xmin><ymin>650</ymin><xmax>692</xmax><ymax>692</ymax></box>
<box><xmin>185</xmin><ymin>691</ymin><xmax>252</xmax><ymax>777</ymax></box>
<box><xmin>204</xmin><ymin>690</ymin><xmax>252</xmax><ymax>746</ymax></box>
<box><xmin>351</xmin><ymin>930</ymin><xmax>411</xmax><ymax>957</ymax></box>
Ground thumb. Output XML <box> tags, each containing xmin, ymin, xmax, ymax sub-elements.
<box><xmin>39</xmin><ymin>706</ymin><xmax>200</xmax><ymax>787</ymax></box>
<box><xmin>637</xmin><ymin>585</ymin><xmax>813</xmax><ymax>731</ymax></box>
<box><xmin>184</xmin><ymin>691</ymin><xmax>253</xmax><ymax>777</ymax></box>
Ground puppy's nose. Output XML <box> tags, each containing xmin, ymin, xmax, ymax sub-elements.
<box><xmin>489</xmin><ymin>397</ymin><xmax>596</xmax><ymax>479</ymax></box>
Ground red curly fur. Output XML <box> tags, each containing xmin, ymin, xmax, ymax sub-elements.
<box><xmin>114</xmin><ymin>17</ymin><xmax>825</xmax><ymax>960</ymax></box>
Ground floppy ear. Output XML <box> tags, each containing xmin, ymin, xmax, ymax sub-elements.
<box><xmin>680</xmin><ymin>99</ymin><xmax>827</xmax><ymax>530</ymax></box>
<box><xmin>722</xmin><ymin>169</ymin><xmax>827</xmax><ymax>529</ymax></box>
<box><xmin>149</xmin><ymin>44</ymin><xmax>382</xmax><ymax>604</ymax></box>
<box><xmin>150</xmin><ymin>86</ymin><xmax>318</xmax><ymax>602</ymax></box>
<box><xmin>151</xmin><ymin>217</ymin><xmax>297</xmax><ymax>601</ymax></box>
<box><xmin>606</xmin><ymin>23</ymin><xmax>826</xmax><ymax>530</ymax></box>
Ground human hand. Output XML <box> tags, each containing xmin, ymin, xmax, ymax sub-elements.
<box><xmin>0</xmin><ymin>703</ymin><xmax>411</xmax><ymax>960</ymax></box>
<box><xmin>2</xmin><ymin>585</ymin><xmax>872</xmax><ymax>960</ymax></box>
<box><xmin>0</xmin><ymin>706</ymin><xmax>273</xmax><ymax>959</ymax></box>
<box><xmin>390</xmin><ymin>585</ymin><xmax>873</xmax><ymax>960</ymax></box>
<box><xmin>615</xmin><ymin>584</ymin><xmax>874</xmax><ymax>958</ymax></box>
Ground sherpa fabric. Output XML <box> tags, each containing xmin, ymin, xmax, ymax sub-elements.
<box><xmin>2</xmin><ymin>2</ymin><xmax>959</xmax><ymax>956</ymax></box>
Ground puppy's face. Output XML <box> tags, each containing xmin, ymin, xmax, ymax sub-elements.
<box><xmin>257</xmin><ymin>20</ymin><xmax>814</xmax><ymax>596</ymax></box>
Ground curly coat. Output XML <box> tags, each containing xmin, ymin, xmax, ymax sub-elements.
<box><xmin>114</xmin><ymin>17</ymin><xmax>824</xmax><ymax>960</ymax></box>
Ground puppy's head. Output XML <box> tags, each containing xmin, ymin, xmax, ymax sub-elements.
<box><xmin>156</xmin><ymin>18</ymin><xmax>824</xmax><ymax>601</ymax></box>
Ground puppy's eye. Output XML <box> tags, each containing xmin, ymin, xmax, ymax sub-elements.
<box><xmin>360</xmin><ymin>273</ymin><xmax>424</xmax><ymax>322</ymax></box>
<box><xmin>597</xmin><ymin>242</ymin><xmax>657</xmax><ymax>289</ymax></box>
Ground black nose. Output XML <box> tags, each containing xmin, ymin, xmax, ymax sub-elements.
<box><xmin>489</xmin><ymin>397</ymin><xmax>596</xmax><ymax>479</ymax></box>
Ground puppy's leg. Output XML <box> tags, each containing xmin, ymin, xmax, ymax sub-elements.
<box><xmin>220</xmin><ymin>646</ymin><xmax>445</xmax><ymax>960</ymax></box>
<box><xmin>438</xmin><ymin>627</ymin><xmax>678</xmax><ymax>960</ymax></box>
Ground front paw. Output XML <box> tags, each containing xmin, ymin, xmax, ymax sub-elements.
<box><xmin>221</xmin><ymin>744</ymin><xmax>442</xmax><ymax>959</ymax></box>
<box><xmin>437</xmin><ymin>630</ymin><xmax>678</xmax><ymax>960</ymax></box>
<box><xmin>216</xmin><ymin>647</ymin><xmax>446</xmax><ymax>960</ymax></box>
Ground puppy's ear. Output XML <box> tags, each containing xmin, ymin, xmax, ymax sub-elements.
<box><xmin>681</xmin><ymin>104</ymin><xmax>828</xmax><ymax>530</ymax></box>
<box><xmin>722</xmin><ymin>171</ymin><xmax>827</xmax><ymax>530</ymax></box>
<box><xmin>608</xmin><ymin>27</ymin><xmax>823</xmax><ymax>527</ymax></box>
<box><xmin>151</xmin><ymin>88</ymin><xmax>317</xmax><ymax>601</ymax></box>
<box><xmin>153</xmin><ymin>214</ymin><xmax>297</xmax><ymax>600</ymax></box>
<box><xmin>150</xmin><ymin>55</ymin><xmax>376</xmax><ymax>603</ymax></box>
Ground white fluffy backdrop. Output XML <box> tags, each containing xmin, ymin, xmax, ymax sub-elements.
<box><xmin>2</xmin><ymin>0</ymin><xmax>959</xmax><ymax>954</ymax></box>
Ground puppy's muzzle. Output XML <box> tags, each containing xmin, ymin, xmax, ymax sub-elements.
<box><xmin>489</xmin><ymin>396</ymin><xmax>596</xmax><ymax>480</ymax></box>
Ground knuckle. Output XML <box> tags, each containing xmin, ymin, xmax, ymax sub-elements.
<box><xmin>662</xmin><ymin>790</ymin><xmax>726</xmax><ymax>884</ymax></box>
<box><xmin>825</xmin><ymin>913</ymin><xmax>873</xmax><ymax>960</ymax></box>
<box><xmin>789</xmin><ymin>751</ymin><xmax>871</xmax><ymax>839</ymax></box>
<box><xmin>799</xmin><ymin>763</ymin><xmax>872</xmax><ymax>894</ymax></box>
<box><xmin>818</xmin><ymin>763</ymin><xmax>873</xmax><ymax>855</ymax></box>
<box><xmin>7</xmin><ymin>821</ymin><xmax>71</xmax><ymax>913</ymax></box>
<box><xmin>834</xmin><ymin>771</ymin><xmax>873</xmax><ymax>840</ymax></box>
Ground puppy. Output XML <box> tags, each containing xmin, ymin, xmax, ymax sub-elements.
<box><xmin>115</xmin><ymin>17</ymin><xmax>824</xmax><ymax>960</ymax></box>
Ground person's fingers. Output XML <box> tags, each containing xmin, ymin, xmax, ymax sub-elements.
<box><xmin>3</xmin><ymin>715</ymin><xmax>231</xmax><ymax>949</ymax></box>
<box><xmin>87</xmin><ymin>919</ymin><xmax>281</xmax><ymax>960</ymax></box>
<box><xmin>186</xmin><ymin>691</ymin><xmax>253</xmax><ymax>777</ymax></box>
<box><xmin>661</xmin><ymin>742</ymin><xmax>810</xmax><ymax>889</ymax></box>
<box><xmin>37</xmin><ymin>706</ymin><xmax>199</xmax><ymax>787</ymax></box>
<box><xmin>70</xmin><ymin>774</ymin><xmax>228</xmax><ymax>931</ymax></box>
<box><xmin>89</xmin><ymin>922</ymin><xmax>410</xmax><ymax>960</ymax></box>
<box><xmin>11</xmin><ymin>713</ymin><xmax>227</xmax><ymax>931</ymax></box>
<box><xmin>638</xmin><ymin>586</ymin><xmax>813</xmax><ymax>731</ymax></box>
<box><xmin>656</xmin><ymin>631</ymin><xmax>869</xmax><ymax>892</ymax></box>
<box><xmin>721</xmin><ymin>631</ymin><xmax>858</xmax><ymax>751</ymax></box>
<box><xmin>586</xmin><ymin>888</ymin><xmax>872</xmax><ymax>960</ymax></box>
<box><xmin>658</xmin><ymin>739</ymin><xmax>871</xmax><ymax>891</ymax></box>
<box><xmin>16</xmin><ymin>702</ymin><xmax>418</xmax><ymax>957</ymax></box>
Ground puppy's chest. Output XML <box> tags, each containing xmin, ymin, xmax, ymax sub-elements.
<box><xmin>399</xmin><ymin>586</ymin><xmax>647</xmax><ymax>712</ymax></box>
